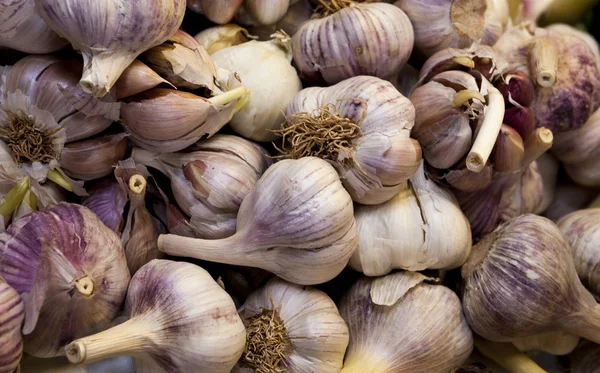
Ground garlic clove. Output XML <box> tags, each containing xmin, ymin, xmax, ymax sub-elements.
<box><xmin>244</xmin><ymin>0</ymin><xmax>291</xmax><ymax>25</ymax></box>
<box><xmin>36</xmin><ymin>0</ymin><xmax>186</xmax><ymax>97</ymax></box>
<box><xmin>445</xmin><ymin>161</ymin><xmax>493</xmax><ymax>192</ymax></box>
<box><xmin>194</xmin><ymin>24</ymin><xmax>253</xmax><ymax>55</ymax></box>
<box><xmin>495</xmin><ymin>70</ymin><xmax>535</xmax><ymax>107</ymax></box>
<box><xmin>187</xmin><ymin>0</ymin><xmax>245</xmax><ymax>24</ymax></box>
<box><xmin>512</xmin><ymin>331</ymin><xmax>579</xmax><ymax>356</ymax></box>
<box><xmin>244</xmin><ymin>0</ymin><xmax>313</xmax><ymax>41</ymax></box>
<box><xmin>60</xmin><ymin>133</ymin><xmax>128</xmax><ymax>181</ymax></box>
<box><xmin>492</xmin><ymin>124</ymin><xmax>525</xmax><ymax>173</ymax></box>
<box><xmin>0</xmin><ymin>277</ymin><xmax>24</xmax><ymax>373</ymax></box>
<box><xmin>158</xmin><ymin>157</ymin><xmax>358</xmax><ymax>285</ymax></box>
<box><xmin>339</xmin><ymin>271</ymin><xmax>473</xmax><ymax>373</ymax></box>
<box><xmin>65</xmin><ymin>260</ymin><xmax>246</xmax><ymax>372</ymax></box>
<box><xmin>114</xmin><ymin>60</ymin><xmax>173</xmax><ymax>99</ymax></box>
<box><xmin>82</xmin><ymin>176</ymin><xmax>128</xmax><ymax>233</ymax></box>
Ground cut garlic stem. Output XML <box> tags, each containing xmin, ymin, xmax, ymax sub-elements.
<box><xmin>453</xmin><ymin>90</ymin><xmax>485</xmax><ymax>107</ymax></box>
<box><xmin>529</xmin><ymin>37</ymin><xmax>558</xmax><ymax>88</ymax></box>
<box><xmin>475</xmin><ymin>337</ymin><xmax>548</xmax><ymax>373</ymax></box>
<box><xmin>47</xmin><ymin>169</ymin><xmax>73</xmax><ymax>192</ymax></box>
<box><xmin>208</xmin><ymin>87</ymin><xmax>247</xmax><ymax>106</ymax></box>
<box><xmin>0</xmin><ymin>177</ymin><xmax>30</xmax><ymax>217</ymax></box>
<box><xmin>131</xmin><ymin>148</ymin><xmax>168</xmax><ymax>174</ymax></box>
<box><xmin>452</xmin><ymin>56</ymin><xmax>476</xmax><ymax>69</ymax></box>
<box><xmin>74</xmin><ymin>276</ymin><xmax>95</xmax><ymax>297</ymax></box>
<box><xmin>521</xmin><ymin>127</ymin><xmax>553</xmax><ymax>169</ymax></box>
<box><xmin>128</xmin><ymin>174</ymin><xmax>147</xmax><ymax>196</ymax></box>
<box><xmin>466</xmin><ymin>88</ymin><xmax>505</xmax><ymax>173</ymax></box>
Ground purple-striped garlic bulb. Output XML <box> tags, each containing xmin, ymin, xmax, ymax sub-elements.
<box><xmin>0</xmin><ymin>278</ymin><xmax>24</xmax><ymax>373</ymax></box>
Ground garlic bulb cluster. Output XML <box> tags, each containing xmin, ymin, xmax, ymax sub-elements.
<box><xmin>35</xmin><ymin>0</ymin><xmax>186</xmax><ymax>98</ymax></box>
<box><xmin>557</xmin><ymin>208</ymin><xmax>600</xmax><ymax>299</ymax></box>
<box><xmin>236</xmin><ymin>278</ymin><xmax>348</xmax><ymax>373</ymax></box>
<box><xmin>0</xmin><ymin>277</ymin><xmax>24</xmax><ymax>373</ymax></box>
<box><xmin>339</xmin><ymin>271</ymin><xmax>473</xmax><ymax>373</ymax></box>
<box><xmin>187</xmin><ymin>0</ymin><xmax>244</xmax><ymax>24</ymax></box>
<box><xmin>159</xmin><ymin>157</ymin><xmax>358</xmax><ymax>285</ymax></box>
<box><xmin>396</xmin><ymin>0</ymin><xmax>510</xmax><ymax>58</ymax></box>
<box><xmin>512</xmin><ymin>331</ymin><xmax>579</xmax><ymax>355</ymax></box>
<box><xmin>133</xmin><ymin>134</ymin><xmax>271</xmax><ymax>239</ymax></box>
<box><xmin>0</xmin><ymin>203</ymin><xmax>130</xmax><ymax>357</ymax></box>
<box><xmin>0</xmin><ymin>0</ymin><xmax>67</xmax><ymax>53</ymax></box>
<box><xmin>211</xmin><ymin>31</ymin><xmax>302</xmax><ymax>142</ymax></box>
<box><xmin>65</xmin><ymin>260</ymin><xmax>246</xmax><ymax>373</ymax></box>
<box><xmin>281</xmin><ymin>75</ymin><xmax>422</xmax><ymax>205</ymax></box>
<box><xmin>351</xmin><ymin>162</ymin><xmax>471</xmax><ymax>275</ymax></box>
<box><xmin>293</xmin><ymin>2</ymin><xmax>414</xmax><ymax>84</ymax></box>
<box><xmin>461</xmin><ymin>214</ymin><xmax>600</xmax><ymax>344</ymax></box>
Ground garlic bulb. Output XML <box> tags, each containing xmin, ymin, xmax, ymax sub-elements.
<box><xmin>293</xmin><ymin>2</ymin><xmax>414</xmax><ymax>84</ymax></box>
<box><xmin>187</xmin><ymin>0</ymin><xmax>244</xmax><ymax>24</ymax></box>
<box><xmin>132</xmin><ymin>134</ymin><xmax>271</xmax><ymax>239</ymax></box>
<box><xmin>211</xmin><ymin>31</ymin><xmax>302</xmax><ymax>142</ymax></box>
<box><xmin>0</xmin><ymin>277</ymin><xmax>24</xmax><ymax>373</ymax></box>
<box><xmin>544</xmin><ymin>183</ymin><xmax>598</xmax><ymax>222</ymax></box>
<box><xmin>339</xmin><ymin>272</ymin><xmax>473</xmax><ymax>373</ymax></box>
<box><xmin>0</xmin><ymin>203</ymin><xmax>130</xmax><ymax>357</ymax></box>
<box><xmin>570</xmin><ymin>341</ymin><xmax>600</xmax><ymax>373</ymax></box>
<box><xmin>280</xmin><ymin>75</ymin><xmax>422</xmax><ymax>205</ymax></box>
<box><xmin>557</xmin><ymin>208</ymin><xmax>600</xmax><ymax>299</ymax></box>
<box><xmin>65</xmin><ymin>260</ymin><xmax>246</xmax><ymax>373</ymax></box>
<box><xmin>237</xmin><ymin>277</ymin><xmax>348</xmax><ymax>372</ymax></box>
<box><xmin>0</xmin><ymin>0</ymin><xmax>67</xmax><ymax>53</ymax></box>
<box><xmin>351</xmin><ymin>162</ymin><xmax>471</xmax><ymax>275</ymax></box>
<box><xmin>35</xmin><ymin>0</ymin><xmax>186</xmax><ymax>97</ymax></box>
<box><xmin>461</xmin><ymin>214</ymin><xmax>600</xmax><ymax>344</ymax></box>
<box><xmin>396</xmin><ymin>0</ymin><xmax>509</xmax><ymax>58</ymax></box>
<box><xmin>512</xmin><ymin>331</ymin><xmax>579</xmax><ymax>356</ymax></box>
<box><xmin>194</xmin><ymin>24</ymin><xmax>253</xmax><ymax>55</ymax></box>
<box><xmin>159</xmin><ymin>157</ymin><xmax>358</xmax><ymax>285</ymax></box>
<box><xmin>546</xmin><ymin>24</ymin><xmax>600</xmax><ymax>71</ymax></box>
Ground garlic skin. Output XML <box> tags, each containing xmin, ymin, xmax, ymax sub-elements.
<box><xmin>396</xmin><ymin>0</ymin><xmax>509</xmax><ymax>58</ymax></box>
<box><xmin>512</xmin><ymin>331</ymin><xmax>579</xmax><ymax>356</ymax></box>
<box><xmin>187</xmin><ymin>0</ymin><xmax>244</xmax><ymax>24</ymax></box>
<box><xmin>351</xmin><ymin>162</ymin><xmax>471</xmax><ymax>275</ymax></box>
<box><xmin>283</xmin><ymin>76</ymin><xmax>422</xmax><ymax>205</ymax></box>
<box><xmin>65</xmin><ymin>260</ymin><xmax>246</xmax><ymax>373</ymax></box>
<box><xmin>194</xmin><ymin>24</ymin><xmax>253</xmax><ymax>55</ymax></box>
<box><xmin>211</xmin><ymin>32</ymin><xmax>302</xmax><ymax>142</ymax></box>
<box><xmin>60</xmin><ymin>133</ymin><xmax>128</xmax><ymax>181</ymax></box>
<box><xmin>35</xmin><ymin>0</ymin><xmax>186</xmax><ymax>97</ymax></box>
<box><xmin>237</xmin><ymin>277</ymin><xmax>348</xmax><ymax>373</ymax></box>
<box><xmin>339</xmin><ymin>272</ymin><xmax>473</xmax><ymax>373</ymax></box>
<box><xmin>557</xmin><ymin>208</ymin><xmax>600</xmax><ymax>298</ymax></box>
<box><xmin>159</xmin><ymin>157</ymin><xmax>358</xmax><ymax>285</ymax></box>
<box><xmin>0</xmin><ymin>277</ymin><xmax>24</xmax><ymax>373</ymax></box>
<box><xmin>461</xmin><ymin>214</ymin><xmax>600</xmax><ymax>344</ymax></box>
<box><xmin>0</xmin><ymin>0</ymin><xmax>67</xmax><ymax>53</ymax></box>
<box><xmin>114</xmin><ymin>60</ymin><xmax>172</xmax><ymax>100</ymax></box>
<box><xmin>82</xmin><ymin>176</ymin><xmax>128</xmax><ymax>233</ymax></box>
<box><xmin>0</xmin><ymin>203</ymin><xmax>130</xmax><ymax>357</ymax></box>
<box><xmin>293</xmin><ymin>3</ymin><xmax>414</xmax><ymax>84</ymax></box>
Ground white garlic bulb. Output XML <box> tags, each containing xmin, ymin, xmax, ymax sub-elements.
<box><xmin>282</xmin><ymin>75</ymin><xmax>422</xmax><ymax>205</ymax></box>
<box><xmin>65</xmin><ymin>260</ymin><xmax>246</xmax><ymax>373</ymax></box>
<box><xmin>512</xmin><ymin>331</ymin><xmax>579</xmax><ymax>355</ymax></box>
<box><xmin>0</xmin><ymin>277</ymin><xmax>24</xmax><ymax>373</ymax></box>
<box><xmin>339</xmin><ymin>272</ymin><xmax>473</xmax><ymax>373</ymax></box>
<box><xmin>35</xmin><ymin>0</ymin><xmax>186</xmax><ymax>97</ymax></box>
<box><xmin>293</xmin><ymin>2</ymin><xmax>414</xmax><ymax>84</ymax></box>
<box><xmin>211</xmin><ymin>31</ymin><xmax>302</xmax><ymax>142</ymax></box>
<box><xmin>236</xmin><ymin>277</ymin><xmax>348</xmax><ymax>372</ymax></box>
<box><xmin>351</xmin><ymin>162</ymin><xmax>471</xmax><ymax>275</ymax></box>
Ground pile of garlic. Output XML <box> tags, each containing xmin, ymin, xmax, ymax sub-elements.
<box><xmin>1</xmin><ymin>1</ymin><xmax>600</xmax><ymax>373</ymax></box>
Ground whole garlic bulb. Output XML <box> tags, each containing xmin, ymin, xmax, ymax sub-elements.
<box><xmin>0</xmin><ymin>203</ymin><xmax>130</xmax><ymax>357</ymax></box>
<box><xmin>159</xmin><ymin>157</ymin><xmax>358</xmax><ymax>285</ymax></box>
<box><xmin>461</xmin><ymin>214</ymin><xmax>600</xmax><ymax>344</ymax></box>
<box><xmin>65</xmin><ymin>260</ymin><xmax>246</xmax><ymax>373</ymax></box>
<box><xmin>351</xmin><ymin>162</ymin><xmax>471</xmax><ymax>275</ymax></box>
<box><xmin>396</xmin><ymin>0</ymin><xmax>509</xmax><ymax>58</ymax></box>
<box><xmin>339</xmin><ymin>272</ymin><xmax>473</xmax><ymax>373</ymax></box>
<box><xmin>557</xmin><ymin>208</ymin><xmax>600</xmax><ymax>299</ymax></box>
<box><xmin>211</xmin><ymin>31</ymin><xmax>302</xmax><ymax>142</ymax></box>
<box><xmin>0</xmin><ymin>0</ymin><xmax>67</xmax><ymax>53</ymax></box>
<box><xmin>35</xmin><ymin>0</ymin><xmax>186</xmax><ymax>97</ymax></box>
<box><xmin>0</xmin><ymin>277</ymin><xmax>24</xmax><ymax>373</ymax></box>
<box><xmin>281</xmin><ymin>75</ymin><xmax>422</xmax><ymax>205</ymax></box>
<box><xmin>237</xmin><ymin>277</ymin><xmax>348</xmax><ymax>373</ymax></box>
<box><xmin>512</xmin><ymin>331</ymin><xmax>579</xmax><ymax>356</ymax></box>
<box><xmin>293</xmin><ymin>2</ymin><xmax>414</xmax><ymax>84</ymax></box>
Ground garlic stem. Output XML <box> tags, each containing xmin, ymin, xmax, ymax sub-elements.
<box><xmin>208</xmin><ymin>87</ymin><xmax>247</xmax><ymax>106</ymax></box>
<box><xmin>74</xmin><ymin>276</ymin><xmax>95</xmax><ymax>297</ymax></box>
<box><xmin>65</xmin><ymin>318</ymin><xmax>152</xmax><ymax>365</ymax></box>
<box><xmin>566</xmin><ymin>300</ymin><xmax>600</xmax><ymax>344</ymax></box>
<box><xmin>128</xmin><ymin>174</ymin><xmax>147</xmax><ymax>196</ymax></box>
<box><xmin>521</xmin><ymin>127</ymin><xmax>553</xmax><ymax>169</ymax></box>
<box><xmin>529</xmin><ymin>37</ymin><xmax>558</xmax><ymax>88</ymax></box>
<box><xmin>466</xmin><ymin>88</ymin><xmax>505</xmax><ymax>173</ymax></box>
<box><xmin>47</xmin><ymin>169</ymin><xmax>73</xmax><ymax>192</ymax></box>
<box><xmin>475</xmin><ymin>337</ymin><xmax>548</xmax><ymax>373</ymax></box>
<box><xmin>131</xmin><ymin>148</ymin><xmax>168</xmax><ymax>174</ymax></box>
<box><xmin>0</xmin><ymin>177</ymin><xmax>30</xmax><ymax>217</ymax></box>
<box><xmin>453</xmin><ymin>90</ymin><xmax>486</xmax><ymax>107</ymax></box>
<box><xmin>158</xmin><ymin>233</ymin><xmax>254</xmax><ymax>266</ymax></box>
<box><xmin>452</xmin><ymin>56</ymin><xmax>476</xmax><ymax>69</ymax></box>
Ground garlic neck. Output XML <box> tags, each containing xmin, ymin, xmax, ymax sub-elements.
<box><xmin>563</xmin><ymin>288</ymin><xmax>600</xmax><ymax>344</ymax></box>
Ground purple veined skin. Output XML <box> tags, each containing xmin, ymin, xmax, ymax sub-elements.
<box><xmin>0</xmin><ymin>277</ymin><xmax>24</xmax><ymax>373</ymax></box>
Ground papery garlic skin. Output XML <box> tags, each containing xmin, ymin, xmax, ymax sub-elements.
<box><xmin>65</xmin><ymin>260</ymin><xmax>246</xmax><ymax>373</ymax></box>
<box><xmin>557</xmin><ymin>208</ymin><xmax>600</xmax><ymax>298</ymax></box>
<box><xmin>0</xmin><ymin>278</ymin><xmax>24</xmax><ymax>373</ymax></box>
<box><xmin>0</xmin><ymin>0</ymin><xmax>67</xmax><ymax>53</ymax></box>
<box><xmin>238</xmin><ymin>278</ymin><xmax>348</xmax><ymax>373</ymax></box>
<box><xmin>0</xmin><ymin>203</ymin><xmax>130</xmax><ymax>357</ymax></box>
<box><xmin>82</xmin><ymin>176</ymin><xmax>128</xmax><ymax>233</ymax></box>
<box><xmin>35</xmin><ymin>0</ymin><xmax>186</xmax><ymax>97</ymax></box>
<box><xmin>211</xmin><ymin>33</ymin><xmax>302</xmax><ymax>142</ymax></box>
<box><xmin>293</xmin><ymin>3</ymin><xmax>414</xmax><ymax>84</ymax></box>
<box><xmin>351</xmin><ymin>162</ymin><xmax>471</xmax><ymax>275</ymax></box>
<box><xmin>60</xmin><ymin>133</ymin><xmax>128</xmax><ymax>181</ymax></box>
<box><xmin>339</xmin><ymin>272</ymin><xmax>473</xmax><ymax>373</ymax></box>
<box><xmin>512</xmin><ymin>331</ymin><xmax>579</xmax><ymax>355</ymax></box>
